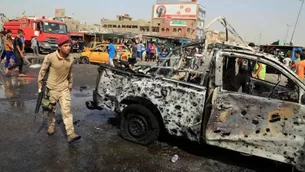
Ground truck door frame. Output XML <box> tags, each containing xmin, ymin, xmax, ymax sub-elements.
<box><xmin>205</xmin><ymin>50</ymin><xmax>305</xmax><ymax>169</ymax></box>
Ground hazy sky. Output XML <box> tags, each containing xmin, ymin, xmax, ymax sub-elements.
<box><xmin>0</xmin><ymin>0</ymin><xmax>304</xmax><ymax>45</ymax></box>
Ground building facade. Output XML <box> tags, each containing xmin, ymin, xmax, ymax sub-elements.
<box><xmin>152</xmin><ymin>0</ymin><xmax>206</xmax><ymax>40</ymax></box>
<box><xmin>0</xmin><ymin>13</ymin><xmax>8</xmax><ymax>31</ymax></box>
<box><xmin>54</xmin><ymin>9</ymin><xmax>108</xmax><ymax>33</ymax></box>
<box><xmin>101</xmin><ymin>14</ymin><xmax>159</xmax><ymax>35</ymax></box>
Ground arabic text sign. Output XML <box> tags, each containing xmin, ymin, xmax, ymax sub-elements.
<box><xmin>153</xmin><ymin>4</ymin><xmax>197</xmax><ymax>19</ymax></box>
<box><xmin>170</xmin><ymin>20</ymin><xmax>187</xmax><ymax>27</ymax></box>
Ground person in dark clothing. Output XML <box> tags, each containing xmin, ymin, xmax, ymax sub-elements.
<box><xmin>235</xmin><ymin>58</ymin><xmax>249</xmax><ymax>92</ymax></box>
<box><xmin>0</xmin><ymin>31</ymin><xmax>6</xmax><ymax>64</ymax></box>
<box><xmin>233</xmin><ymin>42</ymin><xmax>257</xmax><ymax>92</ymax></box>
<box><xmin>7</xmin><ymin>29</ymin><xmax>26</xmax><ymax>77</ymax></box>
<box><xmin>128</xmin><ymin>40</ymin><xmax>137</xmax><ymax>69</ymax></box>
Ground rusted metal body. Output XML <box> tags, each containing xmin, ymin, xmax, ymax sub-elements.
<box><xmin>206</xmin><ymin>50</ymin><xmax>305</xmax><ymax>170</ymax></box>
<box><xmin>95</xmin><ymin>65</ymin><xmax>207</xmax><ymax>142</ymax></box>
<box><xmin>87</xmin><ymin>44</ymin><xmax>305</xmax><ymax>170</ymax></box>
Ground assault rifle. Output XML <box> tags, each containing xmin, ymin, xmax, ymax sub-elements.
<box><xmin>35</xmin><ymin>71</ymin><xmax>49</xmax><ymax>114</ymax></box>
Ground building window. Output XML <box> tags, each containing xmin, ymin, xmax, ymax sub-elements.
<box><xmin>187</xmin><ymin>28</ymin><xmax>191</xmax><ymax>33</ymax></box>
<box><xmin>173</xmin><ymin>28</ymin><xmax>177</xmax><ymax>32</ymax></box>
<box><xmin>178</xmin><ymin>28</ymin><xmax>182</xmax><ymax>32</ymax></box>
<box><xmin>118</xmin><ymin>25</ymin><xmax>121</xmax><ymax>28</ymax></box>
<box><xmin>122</xmin><ymin>25</ymin><xmax>126</xmax><ymax>28</ymax></box>
<box><xmin>166</xmin><ymin>28</ymin><xmax>170</xmax><ymax>32</ymax></box>
<box><xmin>161</xmin><ymin>28</ymin><xmax>165</xmax><ymax>32</ymax></box>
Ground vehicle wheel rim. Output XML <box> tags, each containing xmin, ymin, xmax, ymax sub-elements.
<box><xmin>83</xmin><ymin>57</ymin><xmax>89</xmax><ymax>64</ymax></box>
<box><xmin>128</xmin><ymin>115</ymin><xmax>148</xmax><ymax>138</ymax></box>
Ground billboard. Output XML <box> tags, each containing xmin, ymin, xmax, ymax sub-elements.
<box><xmin>153</xmin><ymin>4</ymin><xmax>197</xmax><ymax>19</ymax></box>
<box><xmin>156</xmin><ymin>0</ymin><xmax>180</xmax><ymax>3</ymax></box>
<box><xmin>55</xmin><ymin>9</ymin><xmax>65</xmax><ymax>18</ymax></box>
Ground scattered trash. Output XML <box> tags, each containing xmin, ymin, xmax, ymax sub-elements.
<box><xmin>80</xmin><ymin>86</ymin><xmax>87</xmax><ymax>89</ymax></box>
<box><xmin>29</xmin><ymin>64</ymin><xmax>42</xmax><ymax>69</ymax></box>
<box><xmin>171</xmin><ymin>154</ymin><xmax>179</xmax><ymax>163</ymax></box>
<box><xmin>73</xmin><ymin>120</ymin><xmax>81</xmax><ymax>125</ymax></box>
<box><xmin>80</xmin><ymin>86</ymin><xmax>87</xmax><ymax>92</ymax></box>
<box><xmin>94</xmin><ymin>126</ymin><xmax>101</xmax><ymax>130</ymax></box>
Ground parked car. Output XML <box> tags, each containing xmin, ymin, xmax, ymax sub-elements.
<box><xmin>80</xmin><ymin>44</ymin><xmax>131</xmax><ymax>64</ymax></box>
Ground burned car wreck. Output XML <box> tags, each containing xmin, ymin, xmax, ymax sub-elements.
<box><xmin>86</xmin><ymin>18</ymin><xmax>305</xmax><ymax>171</ymax></box>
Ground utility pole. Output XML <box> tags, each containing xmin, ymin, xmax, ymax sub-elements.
<box><xmin>284</xmin><ymin>24</ymin><xmax>291</xmax><ymax>44</ymax></box>
<box><xmin>290</xmin><ymin>0</ymin><xmax>304</xmax><ymax>43</ymax></box>
<box><xmin>258</xmin><ymin>33</ymin><xmax>262</xmax><ymax>45</ymax></box>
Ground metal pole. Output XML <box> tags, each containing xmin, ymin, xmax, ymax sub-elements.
<box><xmin>284</xmin><ymin>24</ymin><xmax>291</xmax><ymax>44</ymax></box>
<box><xmin>290</xmin><ymin>0</ymin><xmax>304</xmax><ymax>43</ymax></box>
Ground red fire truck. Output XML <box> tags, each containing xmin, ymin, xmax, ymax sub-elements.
<box><xmin>3</xmin><ymin>17</ymin><xmax>68</xmax><ymax>53</ymax></box>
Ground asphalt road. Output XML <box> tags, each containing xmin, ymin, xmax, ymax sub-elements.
<box><xmin>0</xmin><ymin>63</ymin><xmax>295</xmax><ymax>172</ymax></box>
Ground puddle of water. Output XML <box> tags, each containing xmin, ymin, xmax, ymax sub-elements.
<box><xmin>85</xmin><ymin>111</ymin><xmax>109</xmax><ymax>122</ymax></box>
<box><xmin>71</xmin><ymin>86</ymin><xmax>93</xmax><ymax>99</ymax></box>
<box><xmin>84</xmin><ymin>108</ymin><xmax>117</xmax><ymax>124</ymax></box>
<box><xmin>0</xmin><ymin>73</ymin><xmax>37</xmax><ymax>100</ymax></box>
<box><xmin>0</xmin><ymin>84</ymin><xmax>5</xmax><ymax>99</ymax></box>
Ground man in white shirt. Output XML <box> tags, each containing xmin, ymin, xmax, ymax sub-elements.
<box><xmin>283</xmin><ymin>57</ymin><xmax>292</xmax><ymax>68</ymax></box>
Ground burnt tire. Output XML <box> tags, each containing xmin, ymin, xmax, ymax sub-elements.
<box><xmin>81</xmin><ymin>56</ymin><xmax>90</xmax><ymax>64</ymax></box>
<box><xmin>120</xmin><ymin>104</ymin><xmax>160</xmax><ymax>145</ymax></box>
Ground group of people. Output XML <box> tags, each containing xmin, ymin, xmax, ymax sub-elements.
<box><xmin>135</xmin><ymin>41</ymin><xmax>171</xmax><ymax>64</ymax></box>
<box><xmin>0</xmin><ymin>29</ymin><xmax>31</xmax><ymax>77</ymax></box>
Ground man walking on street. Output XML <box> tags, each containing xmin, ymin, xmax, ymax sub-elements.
<box><xmin>20</xmin><ymin>34</ymin><xmax>32</xmax><ymax>66</ymax></box>
<box><xmin>291</xmin><ymin>53</ymin><xmax>305</xmax><ymax>80</ymax></box>
<box><xmin>31</xmin><ymin>36</ymin><xmax>39</xmax><ymax>56</ymax></box>
<box><xmin>38</xmin><ymin>35</ymin><xmax>81</xmax><ymax>143</ymax></box>
<box><xmin>0</xmin><ymin>31</ymin><xmax>6</xmax><ymax>64</ymax></box>
<box><xmin>129</xmin><ymin>40</ymin><xmax>137</xmax><ymax>69</ymax></box>
<box><xmin>6</xmin><ymin>29</ymin><xmax>26</xmax><ymax>76</ymax></box>
<box><xmin>4</xmin><ymin>30</ymin><xmax>16</xmax><ymax>73</ymax></box>
<box><xmin>107</xmin><ymin>39</ymin><xmax>116</xmax><ymax>67</ymax></box>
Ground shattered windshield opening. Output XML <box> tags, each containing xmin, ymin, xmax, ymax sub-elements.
<box><xmin>43</xmin><ymin>22</ymin><xmax>67</xmax><ymax>34</ymax></box>
<box><xmin>156</xmin><ymin>43</ymin><xmax>208</xmax><ymax>86</ymax></box>
<box><xmin>222</xmin><ymin>55</ymin><xmax>299</xmax><ymax>103</ymax></box>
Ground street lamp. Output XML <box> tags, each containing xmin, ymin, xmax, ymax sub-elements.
<box><xmin>290</xmin><ymin>0</ymin><xmax>304</xmax><ymax>43</ymax></box>
<box><xmin>284</xmin><ymin>24</ymin><xmax>292</xmax><ymax>44</ymax></box>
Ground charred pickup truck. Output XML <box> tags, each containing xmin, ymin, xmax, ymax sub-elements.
<box><xmin>86</xmin><ymin>42</ymin><xmax>305</xmax><ymax>170</ymax></box>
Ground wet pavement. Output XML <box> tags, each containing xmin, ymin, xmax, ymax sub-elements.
<box><xmin>0</xmin><ymin>64</ymin><xmax>295</xmax><ymax>172</ymax></box>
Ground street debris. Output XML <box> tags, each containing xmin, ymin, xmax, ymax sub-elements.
<box><xmin>29</xmin><ymin>64</ymin><xmax>41</xmax><ymax>69</ymax></box>
<box><xmin>171</xmin><ymin>154</ymin><xmax>179</xmax><ymax>163</ymax></box>
<box><xmin>94</xmin><ymin>126</ymin><xmax>101</xmax><ymax>130</ymax></box>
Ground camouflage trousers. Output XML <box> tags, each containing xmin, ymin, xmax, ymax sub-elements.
<box><xmin>44</xmin><ymin>88</ymin><xmax>75</xmax><ymax>136</ymax></box>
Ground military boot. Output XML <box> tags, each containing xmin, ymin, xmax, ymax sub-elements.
<box><xmin>67</xmin><ymin>133</ymin><xmax>81</xmax><ymax>143</ymax></box>
<box><xmin>47</xmin><ymin>126</ymin><xmax>55</xmax><ymax>135</ymax></box>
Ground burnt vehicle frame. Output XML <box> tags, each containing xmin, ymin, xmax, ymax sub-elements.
<box><xmin>86</xmin><ymin>18</ymin><xmax>305</xmax><ymax>170</ymax></box>
<box><xmin>86</xmin><ymin>45</ymin><xmax>305</xmax><ymax>170</ymax></box>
